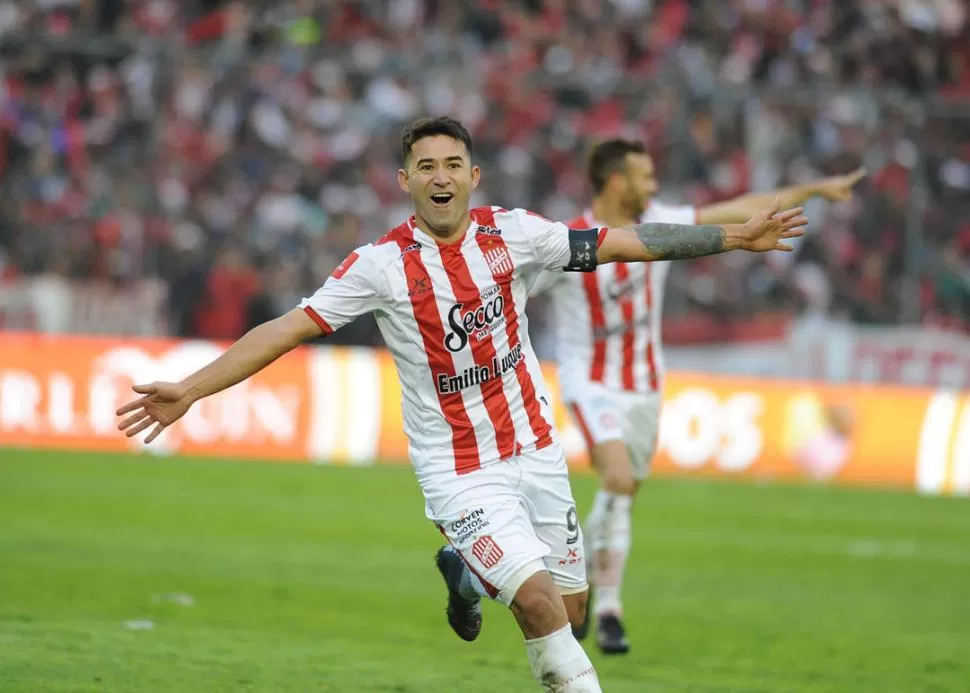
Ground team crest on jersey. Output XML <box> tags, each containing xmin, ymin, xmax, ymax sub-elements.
<box><xmin>484</xmin><ymin>247</ymin><xmax>513</xmax><ymax>275</ymax></box>
<box><xmin>331</xmin><ymin>251</ymin><xmax>359</xmax><ymax>279</ymax></box>
<box><xmin>475</xmin><ymin>224</ymin><xmax>501</xmax><ymax>237</ymax></box>
<box><xmin>399</xmin><ymin>242</ymin><xmax>421</xmax><ymax>258</ymax></box>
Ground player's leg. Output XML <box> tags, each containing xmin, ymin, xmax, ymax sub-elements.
<box><xmin>435</xmin><ymin>542</ymin><xmax>485</xmax><ymax>641</ymax></box>
<box><xmin>566</xmin><ymin>389</ymin><xmax>636</xmax><ymax>651</ymax></box>
<box><xmin>512</xmin><ymin>447</ymin><xmax>601</xmax><ymax>692</ymax></box>
<box><xmin>428</xmin><ymin>461</ymin><xmax>601</xmax><ymax>692</ymax></box>
<box><xmin>589</xmin><ymin>390</ymin><xmax>662</xmax><ymax>654</ymax></box>
<box><xmin>429</xmin><ymin>464</ymin><xmax>525</xmax><ymax>642</ymax></box>
<box><xmin>511</xmin><ymin>571</ymin><xmax>602</xmax><ymax>692</ymax></box>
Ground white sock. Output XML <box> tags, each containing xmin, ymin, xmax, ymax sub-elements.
<box><xmin>584</xmin><ymin>490</ymin><xmax>612</xmax><ymax>555</ymax></box>
<box><xmin>593</xmin><ymin>586</ymin><xmax>621</xmax><ymax>617</ymax></box>
<box><xmin>592</xmin><ymin>492</ymin><xmax>632</xmax><ymax>618</ymax></box>
<box><xmin>525</xmin><ymin>624</ymin><xmax>602</xmax><ymax>692</ymax></box>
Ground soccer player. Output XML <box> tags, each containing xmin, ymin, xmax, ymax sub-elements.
<box><xmin>534</xmin><ymin>138</ymin><xmax>864</xmax><ymax>655</ymax></box>
<box><xmin>115</xmin><ymin>117</ymin><xmax>808</xmax><ymax>692</ymax></box>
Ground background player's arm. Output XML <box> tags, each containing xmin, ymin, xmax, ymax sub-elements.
<box><xmin>596</xmin><ymin>202</ymin><xmax>807</xmax><ymax>264</ymax></box>
<box><xmin>696</xmin><ymin>168</ymin><xmax>866</xmax><ymax>225</ymax></box>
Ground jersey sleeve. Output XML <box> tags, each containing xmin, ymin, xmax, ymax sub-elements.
<box><xmin>299</xmin><ymin>246</ymin><xmax>384</xmax><ymax>336</ymax></box>
<box><xmin>527</xmin><ymin>269</ymin><xmax>565</xmax><ymax>297</ymax></box>
<box><xmin>514</xmin><ymin>208</ymin><xmax>605</xmax><ymax>273</ymax></box>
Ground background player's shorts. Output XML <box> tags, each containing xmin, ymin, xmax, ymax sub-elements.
<box><xmin>563</xmin><ymin>379</ymin><xmax>662</xmax><ymax>480</ymax></box>
<box><xmin>422</xmin><ymin>444</ymin><xmax>587</xmax><ymax>607</ymax></box>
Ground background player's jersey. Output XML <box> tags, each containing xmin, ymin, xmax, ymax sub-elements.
<box><xmin>299</xmin><ymin>206</ymin><xmax>602</xmax><ymax>481</ymax></box>
<box><xmin>535</xmin><ymin>201</ymin><xmax>696</xmax><ymax>394</ymax></box>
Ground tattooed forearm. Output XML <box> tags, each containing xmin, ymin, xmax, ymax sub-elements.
<box><xmin>630</xmin><ymin>222</ymin><xmax>728</xmax><ymax>261</ymax></box>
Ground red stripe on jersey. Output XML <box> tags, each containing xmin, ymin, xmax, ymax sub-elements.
<box><xmin>582</xmin><ymin>273</ymin><xmax>607</xmax><ymax>383</ymax></box>
<box><xmin>391</xmin><ymin>225</ymin><xmax>481</xmax><ymax>474</ymax></box>
<box><xmin>572</xmin><ymin>213</ymin><xmax>608</xmax><ymax>384</ymax></box>
<box><xmin>440</xmin><ymin>224</ymin><xmax>516</xmax><ymax>461</ymax></box>
<box><xmin>645</xmin><ymin>263</ymin><xmax>659</xmax><ymax>390</ymax></box>
<box><xmin>472</xmin><ymin>207</ymin><xmax>553</xmax><ymax>450</ymax></box>
<box><xmin>302</xmin><ymin>306</ymin><xmax>333</xmax><ymax>335</ymax></box>
<box><xmin>614</xmin><ymin>263</ymin><xmax>636</xmax><ymax>391</ymax></box>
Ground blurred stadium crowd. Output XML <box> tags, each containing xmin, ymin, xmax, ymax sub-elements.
<box><xmin>0</xmin><ymin>0</ymin><xmax>967</xmax><ymax>347</ymax></box>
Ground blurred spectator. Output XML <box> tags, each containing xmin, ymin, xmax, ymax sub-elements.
<box><xmin>0</xmin><ymin>0</ymin><xmax>967</xmax><ymax>347</ymax></box>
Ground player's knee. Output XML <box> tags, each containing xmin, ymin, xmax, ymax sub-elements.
<box><xmin>564</xmin><ymin>590</ymin><xmax>588</xmax><ymax>631</ymax></box>
<box><xmin>602</xmin><ymin>468</ymin><xmax>636</xmax><ymax>496</ymax></box>
<box><xmin>593</xmin><ymin>442</ymin><xmax>636</xmax><ymax>496</ymax></box>
<box><xmin>511</xmin><ymin>573</ymin><xmax>569</xmax><ymax>638</ymax></box>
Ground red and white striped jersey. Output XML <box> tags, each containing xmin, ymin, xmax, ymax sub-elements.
<box><xmin>536</xmin><ymin>201</ymin><xmax>696</xmax><ymax>394</ymax></box>
<box><xmin>300</xmin><ymin>206</ymin><xmax>603</xmax><ymax>479</ymax></box>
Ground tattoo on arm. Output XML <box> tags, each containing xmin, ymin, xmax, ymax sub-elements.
<box><xmin>630</xmin><ymin>222</ymin><xmax>727</xmax><ymax>261</ymax></box>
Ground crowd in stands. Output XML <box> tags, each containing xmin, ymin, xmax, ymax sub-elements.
<box><xmin>1</xmin><ymin>0</ymin><xmax>967</xmax><ymax>346</ymax></box>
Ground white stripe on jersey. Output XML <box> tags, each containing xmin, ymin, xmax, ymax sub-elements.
<box><xmin>301</xmin><ymin>207</ymin><xmax>570</xmax><ymax>478</ymax></box>
<box><xmin>549</xmin><ymin>201</ymin><xmax>695</xmax><ymax>396</ymax></box>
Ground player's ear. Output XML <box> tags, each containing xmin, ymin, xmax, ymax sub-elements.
<box><xmin>397</xmin><ymin>168</ymin><xmax>410</xmax><ymax>194</ymax></box>
<box><xmin>470</xmin><ymin>165</ymin><xmax>481</xmax><ymax>189</ymax></box>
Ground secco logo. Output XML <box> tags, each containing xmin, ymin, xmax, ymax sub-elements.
<box><xmin>443</xmin><ymin>287</ymin><xmax>506</xmax><ymax>353</ymax></box>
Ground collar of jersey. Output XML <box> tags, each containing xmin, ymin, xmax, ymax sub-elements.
<box><xmin>407</xmin><ymin>215</ymin><xmax>476</xmax><ymax>250</ymax></box>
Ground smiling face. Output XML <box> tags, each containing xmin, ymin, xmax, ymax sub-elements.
<box><xmin>398</xmin><ymin>134</ymin><xmax>480</xmax><ymax>239</ymax></box>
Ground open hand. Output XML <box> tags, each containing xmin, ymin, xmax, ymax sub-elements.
<box><xmin>740</xmin><ymin>200</ymin><xmax>809</xmax><ymax>253</ymax></box>
<box><xmin>116</xmin><ymin>381</ymin><xmax>195</xmax><ymax>444</ymax></box>
<box><xmin>815</xmin><ymin>167</ymin><xmax>867</xmax><ymax>203</ymax></box>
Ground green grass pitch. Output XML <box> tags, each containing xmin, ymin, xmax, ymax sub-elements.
<box><xmin>1</xmin><ymin>448</ymin><xmax>968</xmax><ymax>692</ymax></box>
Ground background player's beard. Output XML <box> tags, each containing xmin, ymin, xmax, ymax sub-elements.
<box><xmin>623</xmin><ymin>193</ymin><xmax>645</xmax><ymax>222</ymax></box>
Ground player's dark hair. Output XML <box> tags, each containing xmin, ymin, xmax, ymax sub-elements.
<box><xmin>400</xmin><ymin>116</ymin><xmax>474</xmax><ymax>166</ymax></box>
<box><xmin>587</xmin><ymin>139</ymin><xmax>648</xmax><ymax>195</ymax></box>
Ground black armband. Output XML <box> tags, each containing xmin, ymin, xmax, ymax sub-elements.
<box><xmin>564</xmin><ymin>228</ymin><xmax>600</xmax><ymax>272</ymax></box>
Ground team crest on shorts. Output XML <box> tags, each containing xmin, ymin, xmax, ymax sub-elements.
<box><xmin>471</xmin><ymin>535</ymin><xmax>504</xmax><ymax>569</ymax></box>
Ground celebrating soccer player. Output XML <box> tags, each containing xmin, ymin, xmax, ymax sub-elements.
<box><xmin>116</xmin><ymin>117</ymin><xmax>808</xmax><ymax>692</ymax></box>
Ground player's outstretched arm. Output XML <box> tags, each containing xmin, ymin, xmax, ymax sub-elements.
<box><xmin>116</xmin><ymin>308</ymin><xmax>322</xmax><ymax>443</ymax></box>
<box><xmin>596</xmin><ymin>201</ymin><xmax>808</xmax><ymax>264</ymax></box>
<box><xmin>697</xmin><ymin>168</ymin><xmax>866</xmax><ymax>225</ymax></box>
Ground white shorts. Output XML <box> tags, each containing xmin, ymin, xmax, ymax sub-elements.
<box><xmin>564</xmin><ymin>380</ymin><xmax>662</xmax><ymax>480</ymax></box>
<box><xmin>421</xmin><ymin>444</ymin><xmax>588</xmax><ymax>607</ymax></box>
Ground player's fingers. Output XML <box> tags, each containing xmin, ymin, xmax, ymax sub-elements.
<box><xmin>776</xmin><ymin>206</ymin><xmax>804</xmax><ymax>222</ymax></box>
<box><xmin>131</xmin><ymin>383</ymin><xmax>158</xmax><ymax>395</ymax></box>
<box><xmin>144</xmin><ymin>422</ymin><xmax>166</xmax><ymax>444</ymax></box>
<box><xmin>118</xmin><ymin>410</ymin><xmax>149</xmax><ymax>431</ymax></box>
<box><xmin>783</xmin><ymin>215</ymin><xmax>809</xmax><ymax>229</ymax></box>
<box><xmin>775</xmin><ymin>242</ymin><xmax>794</xmax><ymax>252</ymax></box>
<box><xmin>768</xmin><ymin>197</ymin><xmax>781</xmax><ymax>215</ymax></box>
<box><xmin>116</xmin><ymin>395</ymin><xmax>149</xmax><ymax>416</ymax></box>
<box><xmin>781</xmin><ymin>228</ymin><xmax>806</xmax><ymax>238</ymax></box>
<box><xmin>125</xmin><ymin>417</ymin><xmax>156</xmax><ymax>438</ymax></box>
<box><xmin>849</xmin><ymin>167</ymin><xmax>867</xmax><ymax>183</ymax></box>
